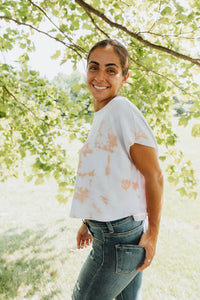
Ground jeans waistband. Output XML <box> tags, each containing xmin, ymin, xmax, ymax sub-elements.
<box><xmin>87</xmin><ymin>216</ymin><xmax>139</xmax><ymax>233</ymax></box>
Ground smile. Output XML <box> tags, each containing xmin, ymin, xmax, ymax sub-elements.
<box><xmin>93</xmin><ymin>85</ymin><xmax>109</xmax><ymax>90</ymax></box>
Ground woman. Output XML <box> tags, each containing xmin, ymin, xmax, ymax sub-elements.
<box><xmin>70</xmin><ymin>39</ymin><xmax>163</xmax><ymax>300</ymax></box>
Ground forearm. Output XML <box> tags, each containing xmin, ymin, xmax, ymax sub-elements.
<box><xmin>145</xmin><ymin>172</ymin><xmax>164</xmax><ymax>239</ymax></box>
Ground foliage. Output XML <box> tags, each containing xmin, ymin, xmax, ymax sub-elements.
<box><xmin>0</xmin><ymin>0</ymin><xmax>200</xmax><ymax>200</ymax></box>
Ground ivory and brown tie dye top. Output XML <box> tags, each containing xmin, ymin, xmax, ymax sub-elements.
<box><xmin>70</xmin><ymin>96</ymin><xmax>158</xmax><ymax>222</ymax></box>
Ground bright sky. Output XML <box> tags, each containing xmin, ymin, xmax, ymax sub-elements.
<box><xmin>28</xmin><ymin>33</ymin><xmax>86</xmax><ymax>79</ymax></box>
<box><xmin>29</xmin><ymin>35</ymin><xmax>73</xmax><ymax>79</ymax></box>
<box><xmin>2</xmin><ymin>30</ymin><xmax>86</xmax><ymax>80</ymax></box>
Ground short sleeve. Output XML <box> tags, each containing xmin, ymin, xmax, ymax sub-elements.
<box><xmin>116</xmin><ymin>98</ymin><xmax>158</xmax><ymax>154</ymax></box>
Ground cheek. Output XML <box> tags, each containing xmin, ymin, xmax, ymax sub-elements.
<box><xmin>86</xmin><ymin>74</ymin><xmax>91</xmax><ymax>88</ymax></box>
<box><xmin>87</xmin><ymin>72</ymin><xmax>94</xmax><ymax>84</ymax></box>
<box><xmin>111</xmin><ymin>79</ymin><xmax>123</xmax><ymax>90</ymax></box>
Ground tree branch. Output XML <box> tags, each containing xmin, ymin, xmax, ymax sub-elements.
<box><xmin>2</xmin><ymin>85</ymin><xmax>73</xmax><ymax>134</ymax></box>
<box><xmin>86</xmin><ymin>10</ymin><xmax>110</xmax><ymax>38</ymax></box>
<box><xmin>27</xmin><ymin>0</ymin><xmax>86</xmax><ymax>55</ymax></box>
<box><xmin>129</xmin><ymin>57</ymin><xmax>196</xmax><ymax>98</ymax></box>
<box><xmin>147</xmin><ymin>0</ymin><xmax>162</xmax><ymax>33</ymax></box>
<box><xmin>0</xmin><ymin>16</ymin><xmax>85</xmax><ymax>58</ymax></box>
<box><xmin>3</xmin><ymin>85</ymin><xmax>45</xmax><ymax>122</ymax></box>
<box><xmin>75</xmin><ymin>0</ymin><xmax>200</xmax><ymax>67</ymax></box>
<box><xmin>139</xmin><ymin>30</ymin><xmax>200</xmax><ymax>40</ymax></box>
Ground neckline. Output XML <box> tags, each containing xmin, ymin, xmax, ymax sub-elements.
<box><xmin>94</xmin><ymin>96</ymin><xmax>120</xmax><ymax>117</ymax></box>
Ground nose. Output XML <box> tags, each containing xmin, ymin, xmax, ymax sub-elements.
<box><xmin>95</xmin><ymin>69</ymin><xmax>105</xmax><ymax>82</ymax></box>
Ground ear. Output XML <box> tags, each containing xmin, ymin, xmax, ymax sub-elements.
<box><xmin>121</xmin><ymin>72</ymin><xmax>129</xmax><ymax>86</ymax></box>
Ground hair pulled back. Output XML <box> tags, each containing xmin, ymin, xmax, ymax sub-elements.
<box><xmin>87</xmin><ymin>39</ymin><xmax>129</xmax><ymax>76</ymax></box>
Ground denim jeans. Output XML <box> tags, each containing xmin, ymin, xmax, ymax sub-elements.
<box><xmin>72</xmin><ymin>216</ymin><xmax>145</xmax><ymax>300</ymax></box>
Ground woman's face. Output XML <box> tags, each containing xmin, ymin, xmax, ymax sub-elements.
<box><xmin>87</xmin><ymin>45</ymin><xmax>129</xmax><ymax>112</ymax></box>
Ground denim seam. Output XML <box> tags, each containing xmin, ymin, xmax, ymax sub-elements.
<box><xmin>83</xmin><ymin>243</ymin><xmax>105</xmax><ymax>300</ymax></box>
<box><xmin>117</xmin><ymin>245</ymin><xmax>145</xmax><ymax>250</ymax></box>
<box><xmin>88</xmin><ymin>217</ymin><xmax>132</xmax><ymax>229</ymax></box>
<box><xmin>111</xmin><ymin>217</ymin><xmax>134</xmax><ymax>227</ymax></box>
<box><xmin>93</xmin><ymin>236</ymin><xmax>104</xmax><ymax>244</ymax></box>
<box><xmin>104</xmin><ymin>223</ymin><xmax>143</xmax><ymax>237</ymax></box>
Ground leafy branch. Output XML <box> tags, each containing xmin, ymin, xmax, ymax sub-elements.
<box><xmin>75</xmin><ymin>0</ymin><xmax>200</xmax><ymax>67</ymax></box>
<box><xmin>27</xmin><ymin>0</ymin><xmax>86</xmax><ymax>55</ymax></box>
<box><xmin>129</xmin><ymin>57</ymin><xmax>196</xmax><ymax>98</ymax></box>
<box><xmin>85</xmin><ymin>10</ymin><xmax>110</xmax><ymax>38</ymax></box>
<box><xmin>138</xmin><ymin>30</ymin><xmax>200</xmax><ymax>40</ymax></box>
<box><xmin>0</xmin><ymin>16</ymin><xmax>85</xmax><ymax>58</ymax></box>
<box><xmin>147</xmin><ymin>0</ymin><xmax>162</xmax><ymax>33</ymax></box>
<box><xmin>2</xmin><ymin>85</ymin><xmax>45</xmax><ymax>122</ymax></box>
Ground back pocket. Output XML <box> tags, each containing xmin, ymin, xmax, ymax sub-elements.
<box><xmin>116</xmin><ymin>244</ymin><xmax>145</xmax><ymax>274</ymax></box>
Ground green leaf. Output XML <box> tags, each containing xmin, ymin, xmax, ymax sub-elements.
<box><xmin>191</xmin><ymin>124</ymin><xmax>200</xmax><ymax>137</ymax></box>
<box><xmin>177</xmin><ymin>187</ymin><xmax>187</xmax><ymax>197</ymax></box>
<box><xmin>51</xmin><ymin>50</ymin><xmax>61</xmax><ymax>60</ymax></box>
<box><xmin>18</xmin><ymin>53</ymin><xmax>29</xmax><ymax>63</ymax></box>
<box><xmin>26</xmin><ymin>175</ymin><xmax>33</xmax><ymax>182</ymax></box>
<box><xmin>58</xmin><ymin>181</ymin><xmax>68</xmax><ymax>192</ymax></box>
<box><xmin>93</xmin><ymin>0</ymin><xmax>101</xmax><ymax>6</ymax></box>
<box><xmin>168</xmin><ymin>175</ymin><xmax>179</xmax><ymax>185</ymax></box>
<box><xmin>159</xmin><ymin>156</ymin><xmax>166</xmax><ymax>162</ymax></box>
<box><xmin>161</xmin><ymin>6</ymin><xmax>172</xmax><ymax>16</ymax></box>
<box><xmin>178</xmin><ymin>116</ymin><xmax>189</xmax><ymax>127</ymax></box>
<box><xmin>55</xmin><ymin>34</ymin><xmax>65</xmax><ymax>41</ymax></box>
<box><xmin>166</xmin><ymin>135</ymin><xmax>177</xmax><ymax>146</ymax></box>
<box><xmin>188</xmin><ymin>191</ymin><xmax>198</xmax><ymax>200</ymax></box>
<box><xmin>35</xmin><ymin>177</ymin><xmax>45</xmax><ymax>185</ymax></box>
<box><xmin>82</xmin><ymin>22</ymin><xmax>92</xmax><ymax>30</ymax></box>
<box><xmin>19</xmin><ymin>43</ymin><xmax>27</xmax><ymax>49</ymax></box>
<box><xmin>56</xmin><ymin>194</ymin><xmax>68</xmax><ymax>203</ymax></box>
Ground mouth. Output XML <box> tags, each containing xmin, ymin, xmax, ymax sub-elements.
<box><xmin>92</xmin><ymin>85</ymin><xmax>109</xmax><ymax>90</ymax></box>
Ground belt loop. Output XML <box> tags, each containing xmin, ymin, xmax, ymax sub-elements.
<box><xmin>106</xmin><ymin>222</ymin><xmax>114</xmax><ymax>233</ymax></box>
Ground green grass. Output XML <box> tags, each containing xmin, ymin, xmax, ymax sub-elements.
<box><xmin>0</xmin><ymin>120</ymin><xmax>200</xmax><ymax>299</ymax></box>
<box><xmin>0</xmin><ymin>178</ymin><xmax>87</xmax><ymax>299</ymax></box>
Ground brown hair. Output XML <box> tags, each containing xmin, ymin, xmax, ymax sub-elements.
<box><xmin>87</xmin><ymin>39</ymin><xmax>129</xmax><ymax>76</ymax></box>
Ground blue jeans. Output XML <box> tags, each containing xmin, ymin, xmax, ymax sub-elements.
<box><xmin>72</xmin><ymin>216</ymin><xmax>145</xmax><ymax>300</ymax></box>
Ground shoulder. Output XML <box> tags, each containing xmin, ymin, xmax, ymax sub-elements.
<box><xmin>112</xmin><ymin>96</ymin><xmax>134</xmax><ymax>109</ymax></box>
<box><xmin>111</xmin><ymin>96</ymin><xmax>143</xmax><ymax>119</ymax></box>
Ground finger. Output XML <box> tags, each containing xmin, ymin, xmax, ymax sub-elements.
<box><xmin>81</xmin><ymin>240</ymin><xmax>87</xmax><ymax>249</ymax></box>
<box><xmin>86</xmin><ymin>240</ymin><xmax>90</xmax><ymax>246</ymax></box>
<box><xmin>137</xmin><ymin>258</ymin><xmax>152</xmax><ymax>272</ymax></box>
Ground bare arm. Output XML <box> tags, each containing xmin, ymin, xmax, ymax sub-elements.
<box><xmin>130</xmin><ymin>143</ymin><xmax>164</xmax><ymax>271</ymax></box>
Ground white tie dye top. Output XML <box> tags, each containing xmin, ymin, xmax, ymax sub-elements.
<box><xmin>70</xmin><ymin>96</ymin><xmax>158</xmax><ymax>222</ymax></box>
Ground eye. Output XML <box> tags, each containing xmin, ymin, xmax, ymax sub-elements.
<box><xmin>107</xmin><ymin>68</ymin><xmax>117</xmax><ymax>74</ymax></box>
<box><xmin>88</xmin><ymin>65</ymin><xmax>98</xmax><ymax>71</ymax></box>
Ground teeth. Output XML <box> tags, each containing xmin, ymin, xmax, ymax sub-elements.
<box><xmin>94</xmin><ymin>85</ymin><xmax>108</xmax><ymax>90</ymax></box>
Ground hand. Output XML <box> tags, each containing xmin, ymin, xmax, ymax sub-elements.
<box><xmin>76</xmin><ymin>223</ymin><xmax>93</xmax><ymax>249</ymax></box>
<box><xmin>137</xmin><ymin>230</ymin><xmax>157</xmax><ymax>272</ymax></box>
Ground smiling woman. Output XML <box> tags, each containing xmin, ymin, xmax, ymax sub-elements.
<box><xmin>86</xmin><ymin>45</ymin><xmax>129</xmax><ymax>112</ymax></box>
<box><xmin>70</xmin><ymin>39</ymin><xmax>163</xmax><ymax>300</ymax></box>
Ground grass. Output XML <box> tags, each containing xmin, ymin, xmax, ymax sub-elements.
<box><xmin>0</xmin><ymin>119</ymin><xmax>200</xmax><ymax>299</ymax></box>
<box><xmin>0</xmin><ymin>177</ymin><xmax>86</xmax><ymax>299</ymax></box>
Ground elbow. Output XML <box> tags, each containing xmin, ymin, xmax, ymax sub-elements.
<box><xmin>158</xmin><ymin>171</ymin><xmax>164</xmax><ymax>187</ymax></box>
<box><xmin>145</xmin><ymin>169</ymin><xmax>164</xmax><ymax>188</ymax></box>
<box><xmin>155</xmin><ymin>170</ymin><xmax>164</xmax><ymax>191</ymax></box>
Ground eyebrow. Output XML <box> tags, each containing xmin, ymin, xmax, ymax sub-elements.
<box><xmin>88</xmin><ymin>61</ymin><xmax>119</xmax><ymax>68</ymax></box>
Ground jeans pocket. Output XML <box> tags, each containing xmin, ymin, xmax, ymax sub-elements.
<box><xmin>115</xmin><ymin>244</ymin><xmax>145</xmax><ymax>274</ymax></box>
